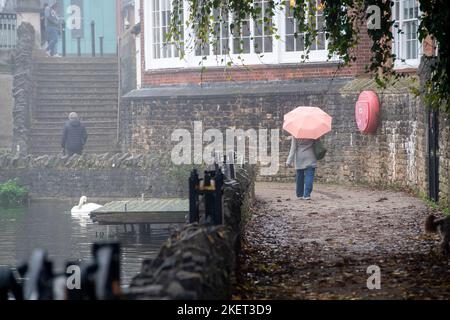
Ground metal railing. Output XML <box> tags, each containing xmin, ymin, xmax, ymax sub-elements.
<box><xmin>0</xmin><ymin>12</ymin><xmax>16</xmax><ymax>50</ymax></box>
<box><xmin>61</xmin><ymin>20</ymin><xmax>105</xmax><ymax>57</ymax></box>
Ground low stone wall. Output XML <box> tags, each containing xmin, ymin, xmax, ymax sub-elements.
<box><xmin>0</xmin><ymin>153</ymin><xmax>189</xmax><ymax>199</ymax></box>
<box><xmin>128</xmin><ymin>166</ymin><xmax>256</xmax><ymax>300</ymax></box>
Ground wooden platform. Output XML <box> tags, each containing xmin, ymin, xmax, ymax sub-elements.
<box><xmin>90</xmin><ymin>199</ymin><xmax>189</xmax><ymax>225</ymax></box>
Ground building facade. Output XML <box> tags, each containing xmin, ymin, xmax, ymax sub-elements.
<box><xmin>134</xmin><ymin>0</ymin><xmax>422</xmax><ymax>88</ymax></box>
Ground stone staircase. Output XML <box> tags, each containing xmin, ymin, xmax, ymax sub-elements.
<box><xmin>29</xmin><ymin>57</ymin><xmax>120</xmax><ymax>155</ymax></box>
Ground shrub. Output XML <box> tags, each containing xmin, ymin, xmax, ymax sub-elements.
<box><xmin>0</xmin><ymin>179</ymin><xmax>28</xmax><ymax>208</ymax></box>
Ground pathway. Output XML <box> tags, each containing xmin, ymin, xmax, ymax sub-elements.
<box><xmin>234</xmin><ymin>182</ymin><xmax>450</xmax><ymax>300</ymax></box>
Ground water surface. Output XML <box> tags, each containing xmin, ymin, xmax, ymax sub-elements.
<box><xmin>0</xmin><ymin>201</ymin><xmax>177</xmax><ymax>285</ymax></box>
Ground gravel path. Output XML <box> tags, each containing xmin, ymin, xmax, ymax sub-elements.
<box><xmin>234</xmin><ymin>182</ymin><xmax>450</xmax><ymax>300</ymax></box>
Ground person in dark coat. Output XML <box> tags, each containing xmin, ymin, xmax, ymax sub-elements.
<box><xmin>62</xmin><ymin>112</ymin><xmax>88</xmax><ymax>156</ymax></box>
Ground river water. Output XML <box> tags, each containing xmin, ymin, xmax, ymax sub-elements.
<box><xmin>0</xmin><ymin>201</ymin><xmax>176</xmax><ymax>286</ymax></box>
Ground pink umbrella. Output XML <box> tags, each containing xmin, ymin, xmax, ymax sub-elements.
<box><xmin>283</xmin><ymin>106</ymin><xmax>333</xmax><ymax>139</ymax></box>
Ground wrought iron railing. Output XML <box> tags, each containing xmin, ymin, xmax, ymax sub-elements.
<box><xmin>0</xmin><ymin>12</ymin><xmax>16</xmax><ymax>50</ymax></box>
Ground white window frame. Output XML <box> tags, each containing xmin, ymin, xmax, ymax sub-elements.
<box><xmin>143</xmin><ymin>0</ymin><xmax>335</xmax><ymax>70</ymax></box>
<box><xmin>144</xmin><ymin>0</ymin><xmax>187</xmax><ymax>69</ymax></box>
<box><xmin>135</xmin><ymin>0</ymin><xmax>142</xmax><ymax>88</ymax></box>
<box><xmin>189</xmin><ymin>2</ymin><xmax>279</xmax><ymax>67</ymax></box>
<box><xmin>279</xmin><ymin>0</ymin><xmax>330</xmax><ymax>63</ymax></box>
<box><xmin>392</xmin><ymin>0</ymin><xmax>422</xmax><ymax>69</ymax></box>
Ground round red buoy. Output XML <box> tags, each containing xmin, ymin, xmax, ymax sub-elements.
<box><xmin>355</xmin><ymin>91</ymin><xmax>380</xmax><ymax>134</ymax></box>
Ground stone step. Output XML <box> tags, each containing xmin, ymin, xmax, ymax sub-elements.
<box><xmin>33</xmin><ymin>105</ymin><xmax>117</xmax><ymax>116</ymax></box>
<box><xmin>33</xmin><ymin>74</ymin><xmax>119</xmax><ymax>82</ymax></box>
<box><xmin>35</xmin><ymin>100</ymin><xmax>118</xmax><ymax>107</ymax></box>
<box><xmin>30</xmin><ymin>57</ymin><xmax>120</xmax><ymax>156</ymax></box>
<box><xmin>33</xmin><ymin>70</ymin><xmax>118</xmax><ymax>77</ymax></box>
<box><xmin>33</xmin><ymin>114</ymin><xmax>118</xmax><ymax>122</ymax></box>
<box><xmin>35</xmin><ymin>79</ymin><xmax>119</xmax><ymax>85</ymax></box>
<box><xmin>35</xmin><ymin>82</ymin><xmax>119</xmax><ymax>89</ymax></box>
<box><xmin>34</xmin><ymin>62</ymin><xmax>118</xmax><ymax>71</ymax></box>
<box><xmin>31</xmin><ymin>127</ymin><xmax>117</xmax><ymax>135</ymax></box>
<box><xmin>29</xmin><ymin>146</ymin><xmax>121</xmax><ymax>155</ymax></box>
<box><xmin>31</xmin><ymin>120</ymin><xmax>117</xmax><ymax>129</ymax></box>
<box><xmin>30</xmin><ymin>131</ymin><xmax>116</xmax><ymax>139</ymax></box>
<box><xmin>36</xmin><ymin>87</ymin><xmax>118</xmax><ymax>95</ymax></box>
<box><xmin>34</xmin><ymin>57</ymin><xmax>118</xmax><ymax>64</ymax></box>
<box><xmin>35</xmin><ymin>93</ymin><xmax>118</xmax><ymax>101</ymax></box>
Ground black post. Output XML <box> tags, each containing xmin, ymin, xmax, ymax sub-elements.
<box><xmin>61</xmin><ymin>20</ymin><xmax>66</xmax><ymax>57</ymax></box>
<box><xmin>213</xmin><ymin>167</ymin><xmax>223</xmax><ymax>225</ymax></box>
<box><xmin>428</xmin><ymin>109</ymin><xmax>440</xmax><ymax>202</ymax></box>
<box><xmin>99</xmin><ymin>36</ymin><xmax>104</xmax><ymax>56</ymax></box>
<box><xmin>77</xmin><ymin>36</ymin><xmax>81</xmax><ymax>56</ymax></box>
<box><xmin>189</xmin><ymin>170</ymin><xmax>200</xmax><ymax>224</ymax></box>
<box><xmin>92</xmin><ymin>243</ymin><xmax>121</xmax><ymax>300</ymax></box>
<box><xmin>91</xmin><ymin>21</ymin><xmax>96</xmax><ymax>57</ymax></box>
<box><xmin>204</xmin><ymin>171</ymin><xmax>214</xmax><ymax>223</ymax></box>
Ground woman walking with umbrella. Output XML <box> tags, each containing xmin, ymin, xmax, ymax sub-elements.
<box><xmin>284</xmin><ymin>107</ymin><xmax>332</xmax><ymax>200</ymax></box>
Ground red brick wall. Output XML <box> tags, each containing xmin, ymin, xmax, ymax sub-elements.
<box><xmin>138</xmin><ymin>1</ymin><xmax>416</xmax><ymax>87</ymax></box>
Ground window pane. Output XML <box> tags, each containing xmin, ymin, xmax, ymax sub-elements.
<box><xmin>254</xmin><ymin>37</ymin><xmax>262</xmax><ymax>54</ymax></box>
<box><xmin>284</xmin><ymin>0</ymin><xmax>326</xmax><ymax>53</ymax></box>
<box><xmin>151</xmin><ymin>0</ymin><xmax>184</xmax><ymax>60</ymax></box>
<box><xmin>395</xmin><ymin>1</ymin><xmax>419</xmax><ymax>62</ymax></box>
<box><xmin>286</xmin><ymin>35</ymin><xmax>295</xmax><ymax>52</ymax></box>
<box><xmin>264</xmin><ymin>36</ymin><xmax>272</xmax><ymax>52</ymax></box>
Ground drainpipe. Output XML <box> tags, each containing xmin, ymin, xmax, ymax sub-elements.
<box><xmin>116</xmin><ymin>34</ymin><xmax>121</xmax><ymax>150</ymax></box>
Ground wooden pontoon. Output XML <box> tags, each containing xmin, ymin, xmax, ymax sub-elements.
<box><xmin>90</xmin><ymin>199</ymin><xmax>189</xmax><ymax>225</ymax></box>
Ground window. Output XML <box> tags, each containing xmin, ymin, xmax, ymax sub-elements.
<box><xmin>281</xmin><ymin>0</ymin><xmax>328</xmax><ymax>63</ymax></box>
<box><xmin>146</xmin><ymin>0</ymin><xmax>185</xmax><ymax>68</ymax></box>
<box><xmin>144</xmin><ymin>0</ymin><xmax>334</xmax><ymax>69</ymax></box>
<box><xmin>253</xmin><ymin>0</ymin><xmax>273</xmax><ymax>54</ymax></box>
<box><xmin>393</xmin><ymin>0</ymin><xmax>421</xmax><ymax>68</ymax></box>
<box><xmin>194</xmin><ymin>6</ymin><xmax>230</xmax><ymax>57</ymax></box>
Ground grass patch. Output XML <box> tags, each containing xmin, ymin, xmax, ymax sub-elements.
<box><xmin>0</xmin><ymin>179</ymin><xmax>28</xmax><ymax>208</ymax></box>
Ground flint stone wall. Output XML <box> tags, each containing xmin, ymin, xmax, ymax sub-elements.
<box><xmin>12</xmin><ymin>23</ymin><xmax>35</xmax><ymax>155</ymax></box>
<box><xmin>0</xmin><ymin>153</ymin><xmax>188</xmax><ymax>199</ymax></box>
<box><xmin>128</xmin><ymin>166</ymin><xmax>256</xmax><ymax>300</ymax></box>
<box><xmin>439</xmin><ymin>115</ymin><xmax>450</xmax><ymax>206</ymax></box>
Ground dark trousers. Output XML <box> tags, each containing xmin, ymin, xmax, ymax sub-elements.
<box><xmin>66</xmin><ymin>149</ymin><xmax>82</xmax><ymax>157</ymax></box>
<box><xmin>296</xmin><ymin>167</ymin><xmax>316</xmax><ymax>198</ymax></box>
<box><xmin>47</xmin><ymin>26</ymin><xmax>59</xmax><ymax>56</ymax></box>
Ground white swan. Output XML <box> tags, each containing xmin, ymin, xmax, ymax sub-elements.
<box><xmin>71</xmin><ymin>196</ymin><xmax>103</xmax><ymax>216</ymax></box>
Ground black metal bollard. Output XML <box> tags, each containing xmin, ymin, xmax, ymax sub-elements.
<box><xmin>61</xmin><ymin>20</ymin><xmax>66</xmax><ymax>57</ymax></box>
<box><xmin>188</xmin><ymin>167</ymin><xmax>224</xmax><ymax>225</ymax></box>
<box><xmin>93</xmin><ymin>242</ymin><xmax>121</xmax><ymax>300</ymax></box>
<box><xmin>189</xmin><ymin>169</ymin><xmax>200</xmax><ymax>224</ymax></box>
<box><xmin>22</xmin><ymin>250</ymin><xmax>54</xmax><ymax>300</ymax></box>
<box><xmin>76</xmin><ymin>36</ymin><xmax>81</xmax><ymax>56</ymax></box>
<box><xmin>91</xmin><ymin>21</ymin><xmax>96</xmax><ymax>57</ymax></box>
<box><xmin>0</xmin><ymin>267</ymin><xmax>23</xmax><ymax>301</ymax></box>
<box><xmin>213</xmin><ymin>166</ymin><xmax>224</xmax><ymax>225</ymax></box>
<box><xmin>99</xmin><ymin>36</ymin><xmax>104</xmax><ymax>56</ymax></box>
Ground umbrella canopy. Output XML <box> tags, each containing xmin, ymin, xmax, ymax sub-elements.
<box><xmin>283</xmin><ymin>106</ymin><xmax>333</xmax><ymax>140</ymax></box>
